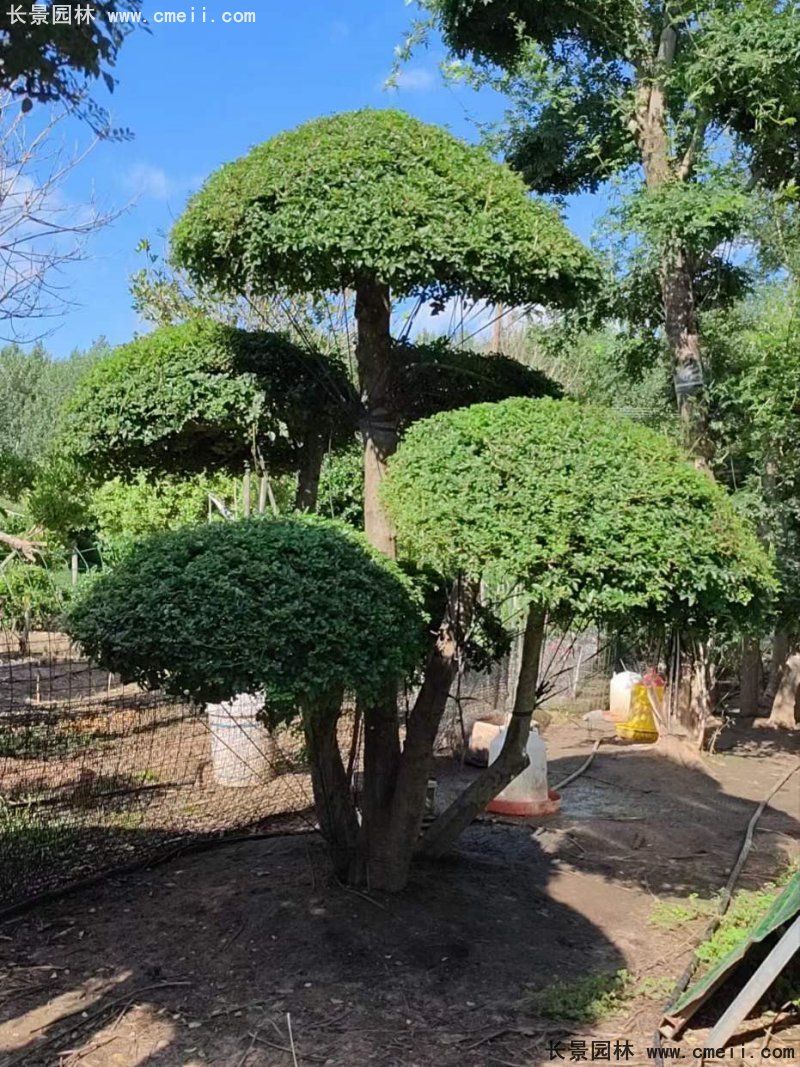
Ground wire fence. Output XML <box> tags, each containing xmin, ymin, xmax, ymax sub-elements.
<box><xmin>0</xmin><ymin>620</ymin><xmax>325</xmax><ymax>915</ymax></box>
<box><xmin>0</xmin><ymin>553</ymin><xmax>627</xmax><ymax>914</ymax></box>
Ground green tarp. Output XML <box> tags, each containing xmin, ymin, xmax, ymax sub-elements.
<box><xmin>662</xmin><ymin>871</ymin><xmax>800</xmax><ymax>1037</ymax></box>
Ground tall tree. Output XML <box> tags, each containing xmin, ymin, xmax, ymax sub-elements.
<box><xmin>413</xmin><ymin>0</ymin><xmax>800</xmax><ymax>461</ymax></box>
<box><xmin>705</xmin><ymin>286</ymin><xmax>800</xmax><ymax>726</ymax></box>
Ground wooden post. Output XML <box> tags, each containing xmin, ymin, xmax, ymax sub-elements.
<box><xmin>492</xmin><ymin>302</ymin><xmax>504</xmax><ymax>352</ymax></box>
<box><xmin>71</xmin><ymin>547</ymin><xmax>79</xmax><ymax>587</ymax></box>
<box><xmin>243</xmin><ymin>463</ymin><xmax>251</xmax><ymax>518</ymax></box>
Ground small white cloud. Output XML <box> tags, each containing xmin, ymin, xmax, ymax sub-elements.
<box><xmin>123</xmin><ymin>163</ymin><xmax>174</xmax><ymax>201</ymax></box>
<box><xmin>390</xmin><ymin>67</ymin><xmax>437</xmax><ymax>92</ymax></box>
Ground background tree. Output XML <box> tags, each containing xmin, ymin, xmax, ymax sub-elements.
<box><xmin>413</xmin><ymin>0</ymin><xmax>800</xmax><ymax>460</ymax></box>
<box><xmin>382</xmin><ymin>396</ymin><xmax>774</xmax><ymax>871</ymax></box>
<box><xmin>705</xmin><ymin>287</ymin><xmax>800</xmax><ymax>726</ymax></box>
<box><xmin>0</xmin><ymin>91</ymin><xmax>125</xmax><ymax>336</ymax></box>
<box><xmin>65</xmin><ymin>516</ymin><xmax>426</xmax><ymax>880</ymax></box>
<box><xmin>0</xmin><ymin>3</ymin><xmax>142</xmax><ymax>135</ymax></box>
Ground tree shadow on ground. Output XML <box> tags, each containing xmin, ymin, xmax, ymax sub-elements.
<box><xmin>0</xmin><ymin>828</ymin><xmax>626</xmax><ymax>1067</ymax></box>
<box><xmin>1</xmin><ymin>721</ymin><xmax>798</xmax><ymax>1066</ymax></box>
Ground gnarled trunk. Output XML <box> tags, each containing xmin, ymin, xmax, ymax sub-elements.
<box><xmin>739</xmin><ymin>636</ymin><xmax>763</xmax><ymax>717</ymax></box>
<box><xmin>770</xmin><ymin>650</ymin><xmax>800</xmax><ymax>729</ymax></box>
<box><xmin>358</xmin><ymin>582</ymin><xmax>476</xmax><ymax>891</ymax></box>
<box><xmin>418</xmin><ymin>608</ymin><xmax>545</xmax><ymax>859</ymax></box>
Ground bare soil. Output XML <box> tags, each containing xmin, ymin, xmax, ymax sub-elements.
<box><xmin>1</xmin><ymin>722</ymin><xmax>798</xmax><ymax>1067</ymax></box>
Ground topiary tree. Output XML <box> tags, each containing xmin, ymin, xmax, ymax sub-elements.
<box><xmin>381</xmin><ymin>396</ymin><xmax>774</xmax><ymax>871</ymax></box>
<box><xmin>65</xmin><ymin>516</ymin><xmax>425</xmax><ymax>878</ymax></box>
<box><xmin>170</xmin><ymin>108</ymin><xmax>598</xmax><ymax>556</ymax></box>
<box><xmin>388</xmin><ymin>337</ymin><xmax>562</xmax><ymax>430</ymax></box>
<box><xmin>58</xmin><ymin>319</ymin><xmax>357</xmax><ymax>512</ymax></box>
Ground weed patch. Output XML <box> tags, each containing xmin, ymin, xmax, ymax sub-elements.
<box><xmin>649</xmin><ymin>893</ymin><xmax>717</xmax><ymax>930</ymax></box>
<box><xmin>524</xmin><ymin>969</ymin><xmax>673</xmax><ymax>1023</ymax></box>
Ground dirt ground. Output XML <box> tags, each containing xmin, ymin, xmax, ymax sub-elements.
<box><xmin>0</xmin><ymin>721</ymin><xmax>798</xmax><ymax>1067</ymax></box>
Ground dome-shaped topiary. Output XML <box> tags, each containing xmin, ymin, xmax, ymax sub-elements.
<box><xmin>383</xmin><ymin>396</ymin><xmax>775</xmax><ymax>632</ymax></box>
<box><xmin>170</xmin><ymin>108</ymin><xmax>600</xmax><ymax>310</ymax></box>
<box><xmin>66</xmin><ymin>516</ymin><xmax>425</xmax><ymax>718</ymax></box>
<box><xmin>59</xmin><ymin>319</ymin><xmax>357</xmax><ymax>480</ymax></box>
<box><xmin>388</xmin><ymin>338</ymin><xmax>562</xmax><ymax>430</ymax></box>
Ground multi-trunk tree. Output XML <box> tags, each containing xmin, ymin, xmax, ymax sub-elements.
<box><xmin>170</xmin><ymin>108</ymin><xmax>599</xmax><ymax>556</ymax></box>
<box><xmin>170</xmin><ymin>108</ymin><xmax>599</xmax><ymax>887</ymax></box>
<box><xmin>65</xmin><ymin>400</ymin><xmax>773</xmax><ymax>890</ymax></box>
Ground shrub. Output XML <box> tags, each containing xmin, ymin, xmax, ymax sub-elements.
<box><xmin>66</xmin><ymin>516</ymin><xmax>424</xmax><ymax>718</ymax></box>
<box><xmin>0</xmin><ymin>561</ymin><xmax>67</xmax><ymax>632</ymax></box>
<box><xmin>383</xmin><ymin>396</ymin><xmax>774</xmax><ymax>633</ymax></box>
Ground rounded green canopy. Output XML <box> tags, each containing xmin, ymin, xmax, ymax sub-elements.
<box><xmin>383</xmin><ymin>396</ymin><xmax>775</xmax><ymax>631</ymax></box>
<box><xmin>66</xmin><ymin>516</ymin><xmax>425</xmax><ymax>718</ymax></box>
<box><xmin>59</xmin><ymin>319</ymin><xmax>356</xmax><ymax>479</ymax></box>
<box><xmin>171</xmin><ymin>108</ymin><xmax>600</xmax><ymax>311</ymax></box>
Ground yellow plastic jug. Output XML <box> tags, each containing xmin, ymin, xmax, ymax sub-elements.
<box><xmin>616</xmin><ymin>670</ymin><xmax>663</xmax><ymax>743</ymax></box>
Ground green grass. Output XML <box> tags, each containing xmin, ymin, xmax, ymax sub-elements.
<box><xmin>649</xmin><ymin>893</ymin><xmax>718</xmax><ymax>930</ymax></box>
<box><xmin>695</xmin><ymin>866</ymin><xmax>798</xmax><ymax>971</ymax></box>
<box><xmin>0</xmin><ymin>801</ymin><xmax>74</xmax><ymax>857</ymax></box>
<box><xmin>0</xmin><ymin>722</ymin><xmax>97</xmax><ymax>760</ymax></box>
<box><xmin>523</xmin><ymin>969</ymin><xmax>673</xmax><ymax>1023</ymax></box>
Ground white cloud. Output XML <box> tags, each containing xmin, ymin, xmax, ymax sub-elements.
<box><xmin>123</xmin><ymin>163</ymin><xmax>175</xmax><ymax>201</ymax></box>
<box><xmin>390</xmin><ymin>67</ymin><xmax>437</xmax><ymax>92</ymax></box>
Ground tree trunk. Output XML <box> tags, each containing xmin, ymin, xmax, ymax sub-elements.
<box><xmin>661</xmin><ymin>250</ymin><xmax>712</xmax><ymax>465</ymax></box>
<box><xmin>671</xmin><ymin>638</ymin><xmax>714</xmax><ymax>748</ymax></box>
<box><xmin>304</xmin><ymin>697</ymin><xmax>360</xmax><ymax>880</ymax></box>
<box><xmin>770</xmin><ymin>650</ymin><xmax>800</xmax><ymax>729</ymax></box>
<box><xmin>362</xmin><ymin>634</ymin><xmax>458</xmax><ymax>890</ymax></box>
<box><xmin>294</xmin><ymin>433</ymin><xmax>325</xmax><ymax>513</ymax></box>
<box><xmin>418</xmin><ymin>608</ymin><xmax>546</xmax><ymax>859</ymax></box>
<box><xmin>635</xmin><ymin>27</ymin><xmax>712</xmax><ymax>468</ymax></box>
<box><xmin>739</xmin><ymin>636</ymin><xmax>763</xmax><ymax>717</ymax></box>
<box><xmin>766</xmin><ymin>629</ymin><xmax>790</xmax><ymax>702</ymax></box>
<box><xmin>355</xmin><ymin>280</ymin><xmax>397</xmax><ymax>558</ymax></box>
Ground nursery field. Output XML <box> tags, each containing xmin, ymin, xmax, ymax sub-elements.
<box><xmin>1</xmin><ymin>721</ymin><xmax>797</xmax><ymax>1067</ymax></box>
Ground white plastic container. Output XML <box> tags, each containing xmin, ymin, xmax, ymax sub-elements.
<box><xmin>207</xmin><ymin>693</ymin><xmax>273</xmax><ymax>787</ymax></box>
<box><xmin>486</xmin><ymin>724</ymin><xmax>560</xmax><ymax>817</ymax></box>
<box><xmin>608</xmin><ymin>670</ymin><xmax>643</xmax><ymax>722</ymax></box>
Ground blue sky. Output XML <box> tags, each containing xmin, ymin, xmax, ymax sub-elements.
<box><xmin>44</xmin><ymin>0</ymin><xmax>602</xmax><ymax>358</ymax></box>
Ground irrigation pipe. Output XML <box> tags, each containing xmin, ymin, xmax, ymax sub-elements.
<box><xmin>551</xmin><ymin>739</ymin><xmax>603</xmax><ymax>793</ymax></box>
<box><xmin>653</xmin><ymin>761</ymin><xmax>800</xmax><ymax>1048</ymax></box>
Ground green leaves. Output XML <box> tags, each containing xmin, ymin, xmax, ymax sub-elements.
<box><xmin>383</xmin><ymin>397</ymin><xmax>775</xmax><ymax>632</ymax></box>
<box><xmin>66</xmin><ymin>516</ymin><xmax>426</xmax><ymax>720</ymax></box>
<box><xmin>59</xmin><ymin>320</ymin><xmax>357</xmax><ymax>481</ymax></box>
<box><xmin>171</xmin><ymin>109</ymin><xmax>600</xmax><ymax>311</ymax></box>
